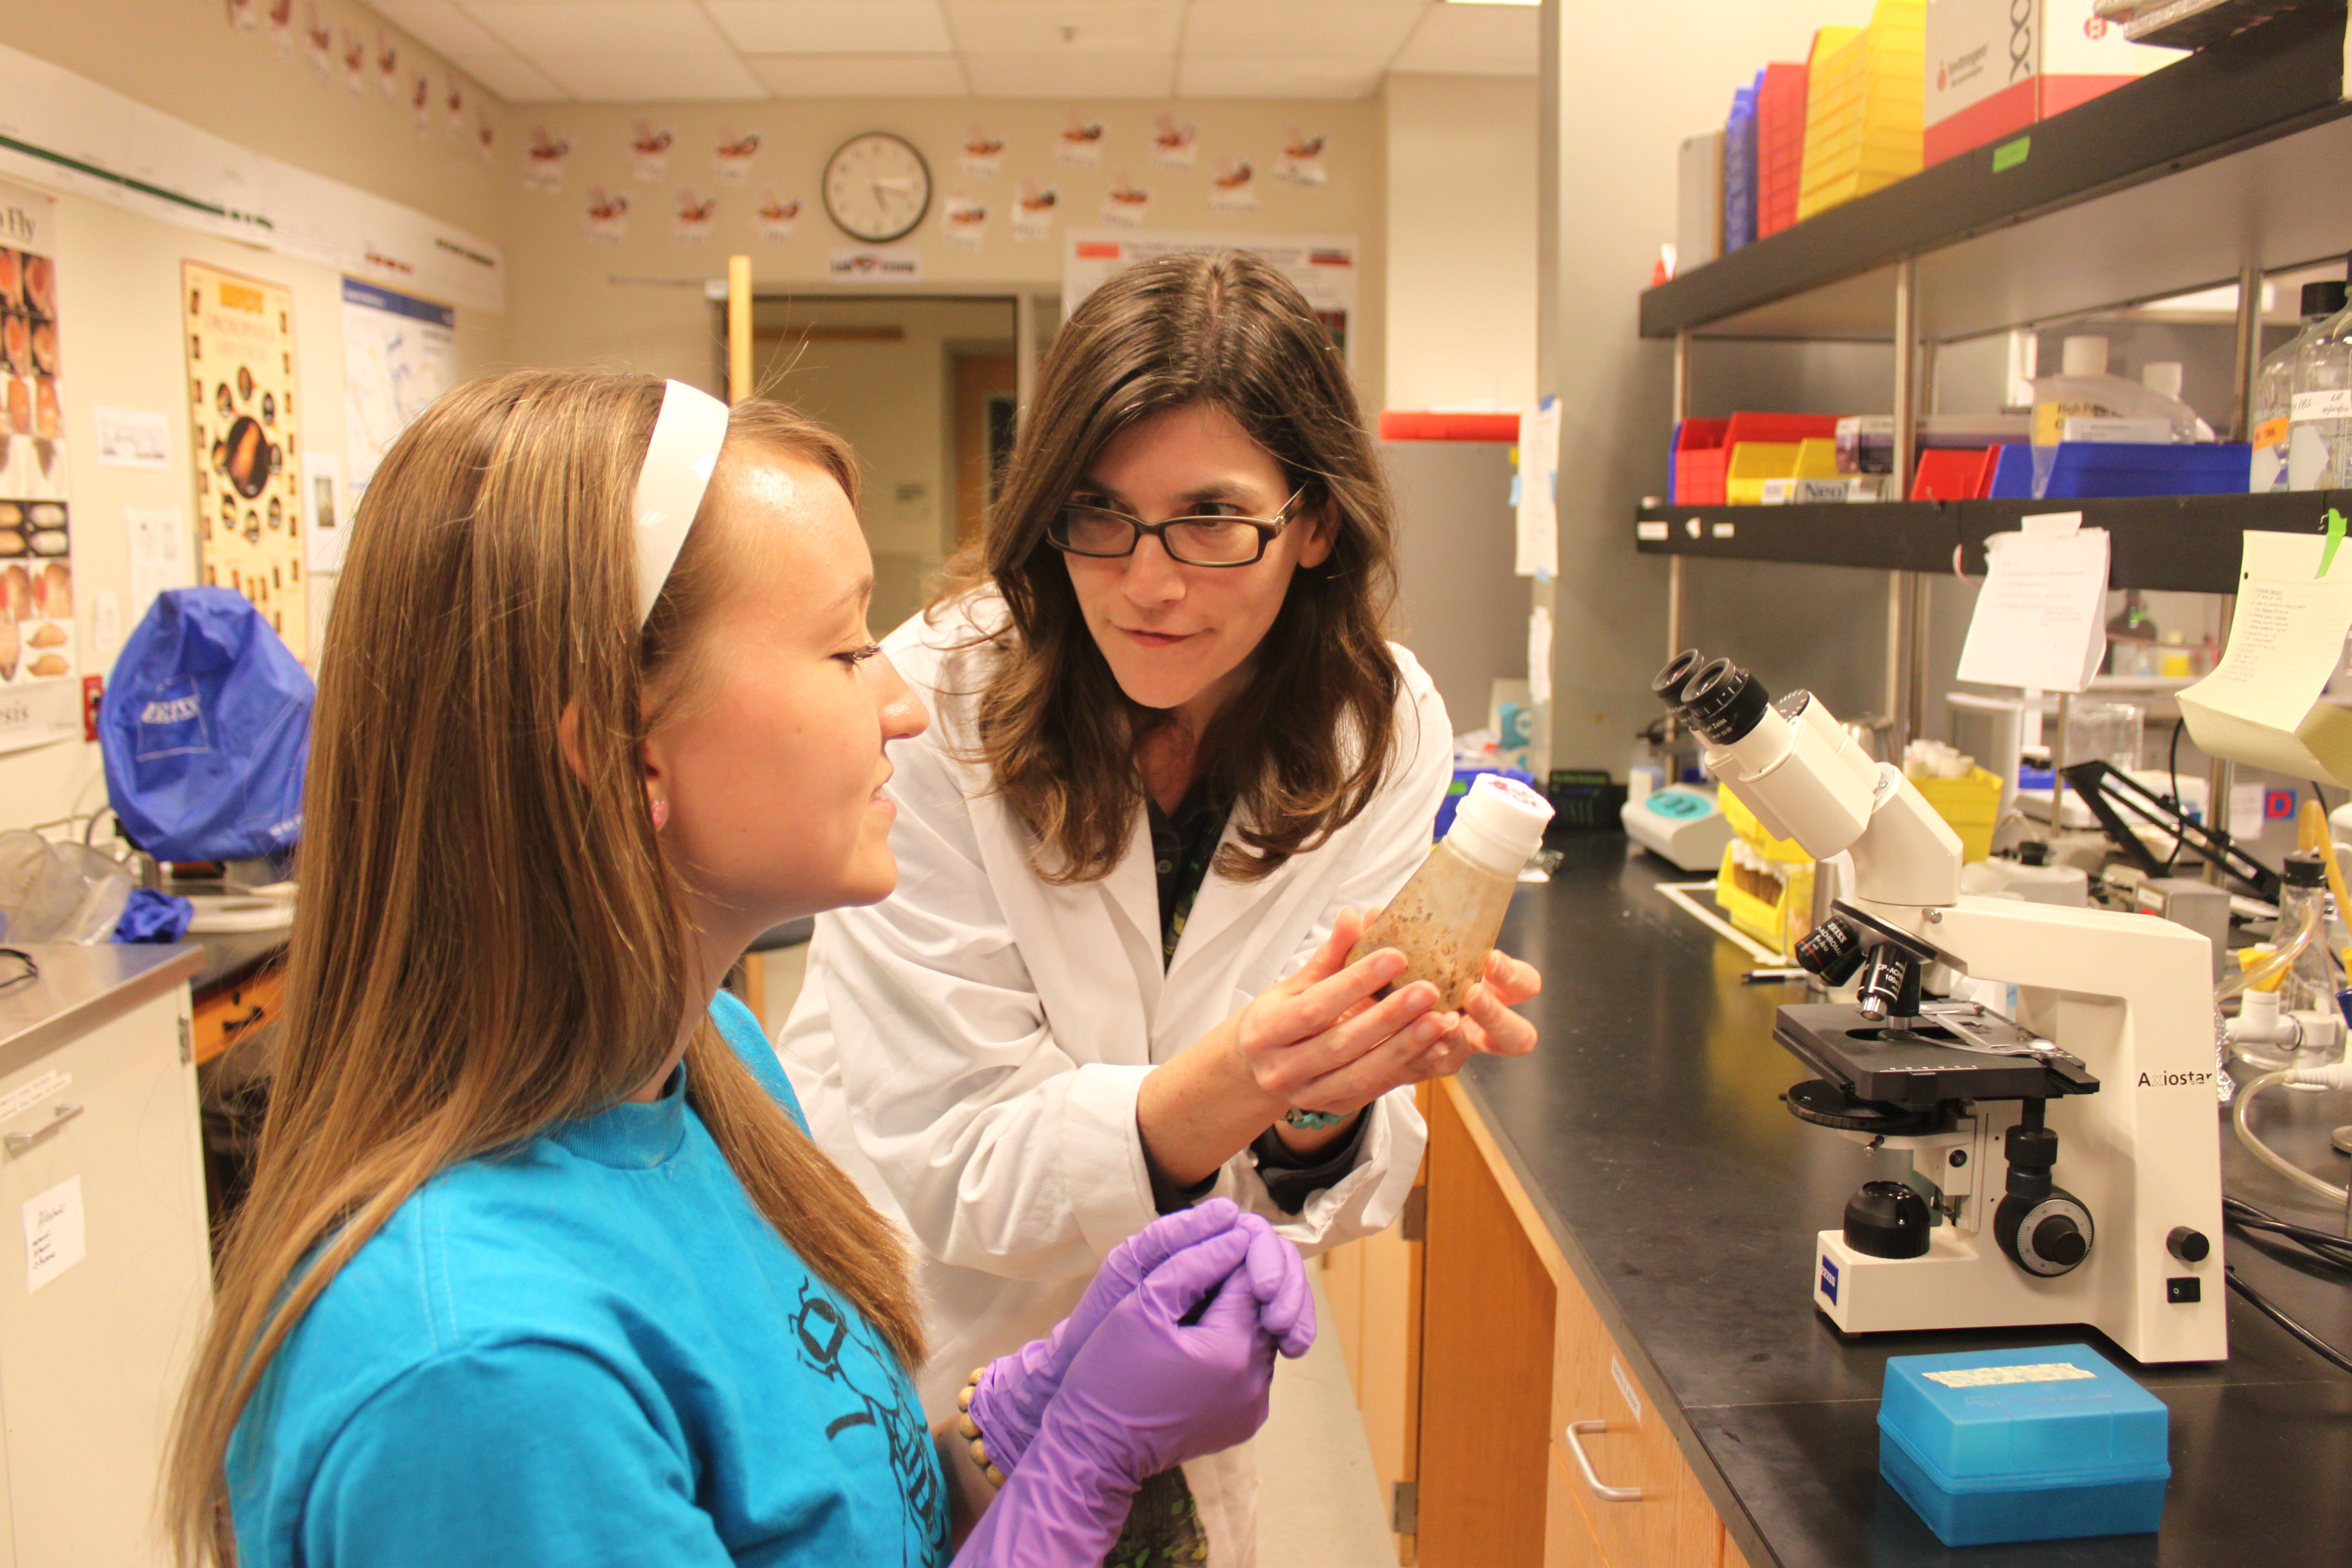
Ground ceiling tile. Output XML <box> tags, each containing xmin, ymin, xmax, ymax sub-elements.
<box><xmin>466</xmin><ymin>1</ymin><xmax>734</xmax><ymax>55</ymax></box>
<box><xmin>1176</xmin><ymin>53</ymin><xmax>1383</xmax><ymax>98</ymax></box>
<box><xmin>942</xmin><ymin>1</ymin><xmax>1182</xmax><ymax>54</ymax></box>
<box><xmin>961</xmin><ymin>49</ymin><xmax>1175</xmax><ymax>96</ymax></box>
<box><xmin>705</xmin><ymin>0</ymin><xmax>953</xmax><ymax>54</ymax></box>
<box><xmin>745</xmin><ymin>53</ymin><xmax>970</xmax><ymax>94</ymax></box>
<box><xmin>450</xmin><ymin>49</ymin><xmax>573</xmax><ymax>98</ymax></box>
<box><xmin>1389</xmin><ymin>3</ymin><xmax>1537</xmax><ymax>74</ymax></box>
<box><xmin>1181</xmin><ymin>0</ymin><xmax>1427</xmax><ymax>59</ymax></box>
<box><xmin>371</xmin><ymin>0</ymin><xmax>515</xmax><ymax>59</ymax></box>
<box><xmin>533</xmin><ymin>52</ymin><xmax>770</xmax><ymax>98</ymax></box>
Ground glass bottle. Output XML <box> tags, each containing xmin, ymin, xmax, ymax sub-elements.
<box><xmin>1351</xmin><ymin>775</ymin><xmax>1554</xmax><ymax>1009</ymax></box>
<box><xmin>2291</xmin><ymin>295</ymin><xmax>2352</xmax><ymax>490</ymax></box>
<box><xmin>2277</xmin><ymin>851</ymin><xmax>2343</xmax><ymax>1081</ymax></box>
<box><xmin>2254</xmin><ymin>279</ymin><xmax>2348</xmax><ymax>492</ymax></box>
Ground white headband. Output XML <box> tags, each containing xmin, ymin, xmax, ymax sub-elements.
<box><xmin>633</xmin><ymin>380</ymin><xmax>732</xmax><ymax>627</ymax></box>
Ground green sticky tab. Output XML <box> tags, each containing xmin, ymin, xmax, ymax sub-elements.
<box><xmin>1992</xmin><ymin>136</ymin><xmax>2031</xmax><ymax>173</ymax></box>
<box><xmin>2321</xmin><ymin>507</ymin><xmax>2347</xmax><ymax>578</ymax></box>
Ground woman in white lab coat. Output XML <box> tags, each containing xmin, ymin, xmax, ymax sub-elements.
<box><xmin>780</xmin><ymin>250</ymin><xmax>1541</xmax><ymax>1563</ymax></box>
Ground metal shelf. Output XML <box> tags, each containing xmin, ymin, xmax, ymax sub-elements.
<box><xmin>1637</xmin><ymin>491</ymin><xmax>2349</xmax><ymax>593</ymax></box>
<box><xmin>1639</xmin><ymin>1</ymin><xmax>2352</xmax><ymax>343</ymax></box>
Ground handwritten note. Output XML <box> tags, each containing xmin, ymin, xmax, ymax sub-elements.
<box><xmin>2179</xmin><ymin>569</ymin><xmax>2352</xmax><ymax>786</ymax></box>
<box><xmin>23</xmin><ymin>1176</ymin><xmax>83</xmax><ymax>1294</ymax></box>
<box><xmin>1957</xmin><ymin>517</ymin><xmax>2110</xmax><ymax>693</ymax></box>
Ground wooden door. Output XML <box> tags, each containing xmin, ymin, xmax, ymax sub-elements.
<box><xmin>952</xmin><ymin>351</ymin><xmax>1017</xmax><ymax>549</ymax></box>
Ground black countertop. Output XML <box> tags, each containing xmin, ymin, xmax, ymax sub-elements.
<box><xmin>1468</xmin><ymin>836</ymin><xmax>2352</xmax><ymax>1568</ymax></box>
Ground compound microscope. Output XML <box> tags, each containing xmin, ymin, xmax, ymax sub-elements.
<box><xmin>1655</xmin><ymin>651</ymin><xmax>2226</xmax><ymax>1365</ymax></box>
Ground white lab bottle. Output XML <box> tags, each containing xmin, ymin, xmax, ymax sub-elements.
<box><xmin>1351</xmin><ymin>774</ymin><xmax>1554</xmax><ymax>1009</ymax></box>
<box><xmin>2291</xmin><ymin>300</ymin><xmax>2352</xmax><ymax>490</ymax></box>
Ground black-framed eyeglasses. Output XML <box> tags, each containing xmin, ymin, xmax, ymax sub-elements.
<box><xmin>0</xmin><ymin>948</ymin><xmax>35</xmax><ymax>994</ymax></box>
<box><xmin>1045</xmin><ymin>488</ymin><xmax>1307</xmax><ymax>568</ymax></box>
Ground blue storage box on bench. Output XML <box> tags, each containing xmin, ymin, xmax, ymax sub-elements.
<box><xmin>1878</xmin><ymin>1343</ymin><xmax>2170</xmax><ymax>1548</ymax></box>
<box><xmin>1986</xmin><ymin>442</ymin><xmax>2251</xmax><ymax>499</ymax></box>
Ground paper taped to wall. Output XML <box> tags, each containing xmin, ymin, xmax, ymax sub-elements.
<box><xmin>1956</xmin><ymin>518</ymin><xmax>2109</xmax><ymax>692</ymax></box>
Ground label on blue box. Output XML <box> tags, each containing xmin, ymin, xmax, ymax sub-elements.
<box><xmin>1819</xmin><ymin>1254</ymin><xmax>1839</xmax><ymax>1304</ymax></box>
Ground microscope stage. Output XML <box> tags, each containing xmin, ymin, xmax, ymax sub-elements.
<box><xmin>1774</xmin><ymin>1001</ymin><xmax>2100</xmax><ymax>1110</ymax></box>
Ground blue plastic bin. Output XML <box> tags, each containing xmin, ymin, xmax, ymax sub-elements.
<box><xmin>1723</xmin><ymin>74</ymin><xmax>1760</xmax><ymax>253</ymax></box>
<box><xmin>1877</xmin><ymin>1344</ymin><xmax>2170</xmax><ymax>1548</ymax></box>
<box><xmin>1986</xmin><ymin>442</ymin><xmax>2251</xmax><ymax>500</ymax></box>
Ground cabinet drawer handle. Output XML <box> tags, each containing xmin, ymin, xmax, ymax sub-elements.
<box><xmin>4</xmin><ymin>1103</ymin><xmax>83</xmax><ymax>1156</ymax></box>
<box><xmin>221</xmin><ymin>1004</ymin><xmax>267</xmax><ymax>1038</ymax></box>
<box><xmin>1564</xmin><ymin>1419</ymin><xmax>1644</xmax><ymax>1503</ymax></box>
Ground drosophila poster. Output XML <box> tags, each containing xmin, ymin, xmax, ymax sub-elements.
<box><xmin>1056</xmin><ymin>115</ymin><xmax>1106</xmax><ymax>169</ymax></box>
<box><xmin>756</xmin><ymin>191</ymin><xmax>801</xmax><ymax>243</ymax></box>
<box><xmin>1274</xmin><ymin>130</ymin><xmax>1328</xmax><ymax>187</ymax></box>
<box><xmin>943</xmin><ymin>195</ymin><xmax>987</xmax><ymax>248</ymax></box>
<box><xmin>1210</xmin><ymin>158</ymin><xmax>1257</xmax><ymax>212</ymax></box>
<box><xmin>631</xmin><ymin>121</ymin><xmax>674</xmax><ymax>181</ymax></box>
<box><xmin>673</xmin><ymin>190</ymin><xmax>718</xmax><ymax>245</ymax></box>
<box><xmin>525</xmin><ymin>127</ymin><xmax>571</xmax><ymax>191</ymax></box>
<box><xmin>1101</xmin><ymin>173</ymin><xmax>1149</xmax><ymax>227</ymax></box>
<box><xmin>0</xmin><ymin>177</ymin><xmax>77</xmax><ymax>753</ymax></box>
<box><xmin>714</xmin><ymin>129</ymin><xmax>760</xmax><ymax>184</ymax></box>
<box><xmin>961</xmin><ymin>127</ymin><xmax>1005</xmax><ymax>177</ymax></box>
<box><xmin>1012</xmin><ymin>182</ymin><xmax>1057</xmax><ymax>242</ymax></box>
<box><xmin>184</xmin><ymin>260</ymin><xmax>307</xmax><ymax>657</ymax></box>
<box><xmin>1150</xmin><ymin>115</ymin><xmax>1198</xmax><ymax>169</ymax></box>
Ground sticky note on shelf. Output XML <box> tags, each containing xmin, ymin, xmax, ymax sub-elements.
<box><xmin>23</xmin><ymin>1176</ymin><xmax>83</xmax><ymax>1294</ymax></box>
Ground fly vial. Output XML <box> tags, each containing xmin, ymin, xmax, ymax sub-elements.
<box><xmin>1352</xmin><ymin>774</ymin><xmax>1554</xmax><ymax>1009</ymax></box>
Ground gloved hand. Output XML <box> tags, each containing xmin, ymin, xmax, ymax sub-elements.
<box><xmin>967</xmin><ymin>1202</ymin><xmax>1316</xmax><ymax>1475</ymax></box>
<box><xmin>951</xmin><ymin>1227</ymin><xmax>1282</xmax><ymax>1567</ymax></box>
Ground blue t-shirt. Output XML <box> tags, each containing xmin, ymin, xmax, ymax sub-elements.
<box><xmin>228</xmin><ymin>991</ymin><xmax>948</xmax><ymax>1568</ymax></box>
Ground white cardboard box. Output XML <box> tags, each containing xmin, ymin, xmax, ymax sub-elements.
<box><xmin>1925</xmin><ymin>0</ymin><xmax>2179</xmax><ymax>166</ymax></box>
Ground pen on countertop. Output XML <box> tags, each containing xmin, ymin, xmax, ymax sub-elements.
<box><xmin>1741</xmin><ymin>967</ymin><xmax>1808</xmax><ymax>983</ymax></box>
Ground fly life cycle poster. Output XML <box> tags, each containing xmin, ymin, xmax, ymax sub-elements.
<box><xmin>340</xmin><ymin>277</ymin><xmax>454</xmax><ymax>518</ymax></box>
<box><xmin>185</xmin><ymin>260</ymin><xmax>307</xmax><ymax>657</ymax></box>
<box><xmin>0</xmin><ymin>175</ymin><xmax>78</xmax><ymax>756</ymax></box>
<box><xmin>1061</xmin><ymin>230</ymin><xmax>1358</xmax><ymax>373</ymax></box>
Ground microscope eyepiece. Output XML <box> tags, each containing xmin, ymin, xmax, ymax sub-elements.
<box><xmin>1653</xmin><ymin>649</ymin><xmax>1708</xmax><ymax>702</ymax></box>
<box><xmin>1675</xmin><ymin>657</ymin><xmax>1773</xmax><ymax>747</ymax></box>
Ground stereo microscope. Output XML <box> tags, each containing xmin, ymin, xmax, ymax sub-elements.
<box><xmin>1655</xmin><ymin>651</ymin><xmax>2225</xmax><ymax>1365</ymax></box>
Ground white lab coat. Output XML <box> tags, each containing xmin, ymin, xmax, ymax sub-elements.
<box><xmin>777</xmin><ymin>589</ymin><xmax>1451</xmax><ymax>1565</ymax></box>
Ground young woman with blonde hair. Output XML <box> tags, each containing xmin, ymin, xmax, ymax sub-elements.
<box><xmin>163</xmin><ymin>368</ymin><xmax>1311</xmax><ymax>1567</ymax></box>
<box><xmin>780</xmin><ymin>250</ymin><xmax>1544</xmax><ymax>1561</ymax></box>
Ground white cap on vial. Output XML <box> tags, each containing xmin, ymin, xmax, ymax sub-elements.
<box><xmin>2060</xmin><ymin>335</ymin><xmax>2109</xmax><ymax>378</ymax></box>
<box><xmin>1445</xmin><ymin>774</ymin><xmax>1555</xmax><ymax>876</ymax></box>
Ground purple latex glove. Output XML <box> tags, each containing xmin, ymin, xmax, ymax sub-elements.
<box><xmin>968</xmin><ymin>1199</ymin><xmax>1246</xmax><ymax>1473</ymax></box>
<box><xmin>968</xmin><ymin>1201</ymin><xmax>1315</xmax><ymax>1476</ymax></box>
<box><xmin>952</xmin><ymin>1227</ymin><xmax>1276</xmax><ymax>1567</ymax></box>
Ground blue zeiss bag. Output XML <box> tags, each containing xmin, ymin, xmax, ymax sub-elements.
<box><xmin>100</xmin><ymin>588</ymin><xmax>313</xmax><ymax>863</ymax></box>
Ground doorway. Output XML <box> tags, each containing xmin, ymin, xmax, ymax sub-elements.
<box><xmin>742</xmin><ymin>294</ymin><xmax>1020</xmax><ymax>637</ymax></box>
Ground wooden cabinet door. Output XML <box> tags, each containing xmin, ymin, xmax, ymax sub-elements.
<box><xmin>1418</xmin><ymin>1086</ymin><xmax>1555</xmax><ymax>1568</ymax></box>
<box><xmin>0</xmin><ymin>984</ymin><xmax>209</xmax><ymax>1566</ymax></box>
<box><xmin>1545</xmin><ymin>1444</ymin><xmax>1607</xmax><ymax>1568</ymax></box>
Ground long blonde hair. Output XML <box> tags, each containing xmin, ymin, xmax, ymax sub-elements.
<box><xmin>165</xmin><ymin>370</ymin><xmax>925</xmax><ymax>1565</ymax></box>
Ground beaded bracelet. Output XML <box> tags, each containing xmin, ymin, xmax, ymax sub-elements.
<box><xmin>955</xmin><ymin>1367</ymin><xmax>1008</xmax><ymax>1488</ymax></box>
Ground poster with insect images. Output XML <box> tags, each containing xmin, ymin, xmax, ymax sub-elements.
<box><xmin>184</xmin><ymin>260</ymin><xmax>307</xmax><ymax>658</ymax></box>
<box><xmin>0</xmin><ymin>175</ymin><xmax>80</xmax><ymax>757</ymax></box>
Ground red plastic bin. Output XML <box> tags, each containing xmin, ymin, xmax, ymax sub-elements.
<box><xmin>1376</xmin><ymin>410</ymin><xmax>1522</xmax><ymax>442</ymax></box>
<box><xmin>1910</xmin><ymin>446</ymin><xmax>1994</xmax><ymax>500</ymax></box>
<box><xmin>1757</xmin><ymin>61</ymin><xmax>1809</xmax><ymax>237</ymax></box>
<box><xmin>1672</xmin><ymin>412</ymin><xmax>1840</xmax><ymax>505</ymax></box>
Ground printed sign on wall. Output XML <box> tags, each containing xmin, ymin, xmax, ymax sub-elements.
<box><xmin>185</xmin><ymin>260</ymin><xmax>307</xmax><ymax>656</ymax></box>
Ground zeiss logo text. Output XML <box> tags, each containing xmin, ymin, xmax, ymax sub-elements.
<box><xmin>141</xmin><ymin>696</ymin><xmax>201</xmax><ymax>725</ymax></box>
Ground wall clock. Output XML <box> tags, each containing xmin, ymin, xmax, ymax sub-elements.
<box><xmin>823</xmin><ymin>132</ymin><xmax>933</xmax><ymax>245</ymax></box>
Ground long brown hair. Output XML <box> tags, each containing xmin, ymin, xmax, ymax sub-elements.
<box><xmin>943</xmin><ymin>248</ymin><xmax>1403</xmax><ymax>884</ymax></box>
<box><xmin>166</xmin><ymin>370</ymin><xmax>924</xmax><ymax>1565</ymax></box>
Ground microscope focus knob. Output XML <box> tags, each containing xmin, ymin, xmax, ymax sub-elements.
<box><xmin>2033</xmin><ymin>1215</ymin><xmax>2089</xmax><ymax>1269</ymax></box>
<box><xmin>2167</xmin><ymin>1226</ymin><xmax>2211</xmax><ymax>1264</ymax></box>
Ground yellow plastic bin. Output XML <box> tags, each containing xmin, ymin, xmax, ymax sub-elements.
<box><xmin>1797</xmin><ymin>0</ymin><xmax>1922</xmax><ymax>221</ymax></box>
<box><xmin>1725</xmin><ymin>441</ymin><xmax>1800</xmax><ymax>504</ymax></box>
<box><xmin>1910</xmin><ymin>765</ymin><xmax>2002</xmax><ymax>863</ymax></box>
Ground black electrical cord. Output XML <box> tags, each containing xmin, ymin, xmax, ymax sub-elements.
<box><xmin>2165</xmin><ymin>718</ymin><xmax>2188</xmax><ymax>873</ymax></box>
<box><xmin>2226</xmin><ymin>1269</ymin><xmax>2352</xmax><ymax>1377</ymax></box>
<box><xmin>2221</xmin><ymin>1195</ymin><xmax>2352</xmax><ymax>1374</ymax></box>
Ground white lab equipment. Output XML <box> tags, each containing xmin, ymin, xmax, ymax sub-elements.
<box><xmin>1653</xmin><ymin>649</ymin><xmax>2225</xmax><ymax>1365</ymax></box>
<box><xmin>1620</xmin><ymin>784</ymin><xmax>1735</xmax><ymax>872</ymax></box>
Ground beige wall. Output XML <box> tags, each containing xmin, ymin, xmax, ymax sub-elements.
<box><xmin>4</xmin><ymin>0</ymin><xmax>510</xmax><ymax>241</ymax></box>
<box><xmin>1537</xmin><ymin>0</ymin><xmax>1879</xmax><ymax>770</ymax></box>
<box><xmin>1384</xmin><ymin>73</ymin><xmax>1537</xmax><ymax>415</ymax></box>
<box><xmin>498</xmin><ymin>96</ymin><xmax>1385</xmax><ymax>402</ymax></box>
